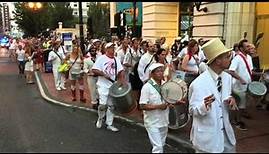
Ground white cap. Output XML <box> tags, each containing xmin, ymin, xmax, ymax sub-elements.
<box><xmin>92</xmin><ymin>39</ymin><xmax>101</xmax><ymax>44</ymax></box>
<box><xmin>105</xmin><ymin>42</ymin><xmax>115</xmax><ymax>49</ymax></box>
<box><xmin>148</xmin><ymin>63</ymin><xmax>164</xmax><ymax>73</ymax></box>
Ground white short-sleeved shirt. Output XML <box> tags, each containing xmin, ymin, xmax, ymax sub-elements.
<box><xmin>229</xmin><ymin>53</ymin><xmax>253</xmax><ymax>91</ymax></box>
<box><xmin>92</xmin><ymin>55</ymin><xmax>124</xmax><ymax>88</ymax></box>
<box><xmin>48</xmin><ymin>50</ymin><xmax>65</xmax><ymax>67</ymax></box>
<box><xmin>138</xmin><ymin>52</ymin><xmax>156</xmax><ymax>82</ymax></box>
<box><xmin>123</xmin><ymin>48</ymin><xmax>142</xmax><ymax>73</ymax></box>
<box><xmin>139</xmin><ymin>78</ymin><xmax>169</xmax><ymax>128</ymax></box>
<box><xmin>186</xmin><ymin>55</ymin><xmax>200</xmax><ymax>73</ymax></box>
<box><xmin>178</xmin><ymin>46</ymin><xmax>206</xmax><ymax>62</ymax></box>
<box><xmin>16</xmin><ymin>49</ymin><xmax>25</xmax><ymax>61</ymax></box>
<box><xmin>116</xmin><ymin>48</ymin><xmax>129</xmax><ymax>64</ymax></box>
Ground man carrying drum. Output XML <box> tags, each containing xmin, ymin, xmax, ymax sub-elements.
<box><xmin>227</xmin><ymin>39</ymin><xmax>253</xmax><ymax>131</ymax></box>
<box><xmin>139</xmin><ymin>63</ymin><xmax>185</xmax><ymax>153</ymax></box>
<box><xmin>188</xmin><ymin>38</ymin><xmax>237</xmax><ymax>153</ymax></box>
<box><xmin>92</xmin><ymin>42</ymin><xmax>126</xmax><ymax>132</ymax></box>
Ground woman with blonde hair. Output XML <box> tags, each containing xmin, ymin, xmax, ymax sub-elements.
<box><xmin>66</xmin><ymin>45</ymin><xmax>86</xmax><ymax>102</ymax></box>
<box><xmin>24</xmin><ymin>42</ymin><xmax>36</xmax><ymax>84</ymax></box>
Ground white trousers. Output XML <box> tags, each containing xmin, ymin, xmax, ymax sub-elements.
<box><xmin>97</xmin><ymin>86</ymin><xmax>114</xmax><ymax>126</ymax></box>
<box><xmin>146</xmin><ymin>126</ymin><xmax>168</xmax><ymax>153</ymax></box>
<box><xmin>52</xmin><ymin>67</ymin><xmax>65</xmax><ymax>89</ymax></box>
<box><xmin>86</xmin><ymin>76</ymin><xmax>98</xmax><ymax>103</ymax></box>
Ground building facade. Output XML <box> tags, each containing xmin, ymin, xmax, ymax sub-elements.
<box><xmin>110</xmin><ymin>2</ymin><xmax>269</xmax><ymax>68</ymax></box>
<box><xmin>1</xmin><ymin>3</ymin><xmax>11</xmax><ymax>33</ymax></box>
<box><xmin>69</xmin><ymin>2</ymin><xmax>90</xmax><ymax>23</ymax></box>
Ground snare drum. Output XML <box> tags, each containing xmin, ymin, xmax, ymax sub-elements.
<box><xmin>161</xmin><ymin>78</ymin><xmax>188</xmax><ymax>104</ymax></box>
<box><xmin>247</xmin><ymin>81</ymin><xmax>267</xmax><ymax>98</ymax></box>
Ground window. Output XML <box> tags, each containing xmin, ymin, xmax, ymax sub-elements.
<box><xmin>74</xmin><ymin>11</ymin><xmax>78</xmax><ymax>15</ymax></box>
<box><xmin>74</xmin><ymin>4</ymin><xmax>77</xmax><ymax>7</ymax></box>
<box><xmin>179</xmin><ymin>2</ymin><xmax>194</xmax><ymax>37</ymax></box>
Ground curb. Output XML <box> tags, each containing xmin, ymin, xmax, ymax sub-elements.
<box><xmin>34</xmin><ymin>71</ymin><xmax>195</xmax><ymax>152</ymax></box>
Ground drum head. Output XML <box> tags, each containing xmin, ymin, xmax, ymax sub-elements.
<box><xmin>161</xmin><ymin>78</ymin><xmax>187</xmax><ymax>104</ymax></box>
<box><xmin>248</xmin><ymin>81</ymin><xmax>267</xmax><ymax>97</ymax></box>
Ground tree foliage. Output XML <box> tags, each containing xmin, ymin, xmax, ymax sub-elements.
<box><xmin>13</xmin><ymin>2</ymin><xmax>75</xmax><ymax>37</ymax></box>
<box><xmin>87</xmin><ymin>2</ymin><xmax>110</xmax><ymax>40</ymax></box>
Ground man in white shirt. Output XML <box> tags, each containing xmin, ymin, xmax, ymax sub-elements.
<box><xmin>139</xmin><ymin>63</ymin><xmax>170</xmax><ymax>153</ymax></box>
<box><xmin>92</xmin><ymin>42</ymin><xmax>126</xmax><ymax>132</ymax></box>
<box><xmin>189</xmin><ymin>38</ymin><xmax>237</xmax><ymax>153</ymax></box>
<box><xmin>48</xmin><ymin>41</ymin><xmax>66</xmax><ymax>91</ymax></box>
<box><xmin>137</xmin><ymin>40</ymin><xmax>156</xmax><ymax>83</ymax></box>
<box><xmin>227</xmin><ymin>39</ymin><xmax>253</xmax><ymax>131</ymax></box>
<box><xmin>15</xmin><ymin>45</ymin><xmax>25</xmax><ymax>75</ymax></box>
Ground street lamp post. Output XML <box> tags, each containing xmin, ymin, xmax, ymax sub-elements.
<box><xmin>78</xmin><ymin>2</ymin><xmax>85</xmax><ymax>56</ymax></box>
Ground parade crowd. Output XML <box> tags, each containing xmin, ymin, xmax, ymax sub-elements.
<box><xmin>6</xmin><ymin>33</ymin><xmax>269</xmax><ymax>153</ymax></box>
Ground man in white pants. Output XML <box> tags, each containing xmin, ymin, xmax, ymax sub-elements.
<box><xmin>92</xmin><ymin>42</ymin><xmax>126</xmax><ymax>132</ymax></box>
<box><xmin>48</xmin><ymin>41</ymin><xmax>66</xmax><ymax>91</ymax></box>
<box><xmin>139</xmin><ymin>63</ymin><xmax>184</xmax><ymax>153</ymax></box>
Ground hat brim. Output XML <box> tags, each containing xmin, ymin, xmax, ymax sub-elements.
<box><xmin>206</xmin><ymin>48</ymin><xmax>233</xmax><ymax>65</ymax></box>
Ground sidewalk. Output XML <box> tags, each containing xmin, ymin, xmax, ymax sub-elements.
<box><xmin>36</xmin><ymin>71</ymin><xmax>269</xmax><ymax>153</ymax></box>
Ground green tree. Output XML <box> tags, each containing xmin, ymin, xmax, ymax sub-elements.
<box><xmin>47</xmin><ymin>2</ymin><xmax>75</xmax><ymax>30</ymax></box>
<box><xmin>87</xmin><ymin>2</ymin><xmax>110</xmax><ymax>40</ymax></box>
<box><xmin>13</xmin><ymin>2</ymin><xmax>50</xmax><ymax>37</ymax></box>
<box><xmin>13</xmin><ymin>2</ymin><xmax>76</xmax><ymax>37</ymax></box>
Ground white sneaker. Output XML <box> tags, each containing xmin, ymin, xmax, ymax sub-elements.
<box><xmin>96</xmin><ymin>119</ymin><xmax>102</xmax><ymax>128</ymax></box>
<box><xmin>106</xmin><ymin>125</ymin><xmax>119</xmax><ymax>132</ymax></box>
<box><xmin>56</xmin><ymin>87</ymin><xmax>61</xmax><ymax>91</ymax></box>
<box><xmin>61</xmin><ymin>86</ymin><xmax>67</xmax><ymax>90</ymax></box>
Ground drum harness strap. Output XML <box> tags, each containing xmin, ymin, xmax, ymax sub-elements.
<box><xmin>148</xmin><ymin>79</ymin><xmax>164</xmax><ymax>102</ymax></box>
<box><xmin>238</xmin><ymin>52</ymin><xmax>253</xmax><ymax>81</ymax></box>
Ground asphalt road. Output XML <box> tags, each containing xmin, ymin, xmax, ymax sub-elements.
<box><xmin>0</xmin><ymin>53</ymin><xmax>183</xmax><ymax>152</ymax></box>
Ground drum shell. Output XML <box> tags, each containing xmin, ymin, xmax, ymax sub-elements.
<box><xmin>168</xmin><ymin>103</ymin><xmax>189</xmax><ymax>129</ymax></box>
<box><xmin>109</xmin><ymin>82</ymin><xmax>136</xmax><ymax>114</ymax></box>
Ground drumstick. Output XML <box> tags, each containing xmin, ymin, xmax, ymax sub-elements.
<box><xmin>259</xmin><ymin>67</ymin><xmax>265</xmax><ymax>82</ymax></box>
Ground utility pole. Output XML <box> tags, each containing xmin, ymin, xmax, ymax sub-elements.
<box><xmin>78</xmin><ymin>2</ymin><xmax>85</xmax><ymax>55</ymax></box>
<box><xmin>132</xmin><ymin>1</ymin><xmax>136</xmax><ymax>38</ymax></box>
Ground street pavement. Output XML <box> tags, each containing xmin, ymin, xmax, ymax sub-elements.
<box><xmin>1</xmin><ymin>47</ymin><xmax>269</xmax><ymax>152</ymax></box>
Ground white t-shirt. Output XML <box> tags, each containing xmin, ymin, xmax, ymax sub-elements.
<box><xmin>178</xmin><ymin>46</ymin><xmax>206</xmax><ymax>62</ymax></box>
<box><xmin>229</xmin><ymin>53</ymin><xmax>253</xmax><ymax>92</ymax></box>
<box><xmin>139</xmin><ymin>78</ymin><xmax>169</xmax><ymax>128</ymax></box>
<box><xmin>92</xmin><ymin>55</ymin><xmax>124</xmax><ymax>88</ymax></box>
<box><xmin>48</xmin><ymin>50</ymin><xmax>65</xmax><ymax>67</ymax></box>
<box><xmin>123</xmin><ymin>48</ymin><xmax>142</xmax><ymax>73</ymax></box>
<box><xmin>116</xmin><ymin>48</ymin><xmax>128</xmax><ymax>64</ymax></box>
<box><xmin>138</xmin><ymin>52</ymin><xmax>155</xmax><ymax>82</ymax></box>
<box><xmin>16</xmin><ymin>49</ymin><xmax>25</xmax><ymax>61</ymax></box>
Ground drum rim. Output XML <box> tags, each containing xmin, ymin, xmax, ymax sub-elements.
<box><xmin>109</xmin><ymin>82</ymin><xmax>132</xmax><ymax>97</ymax></box>
<box><xmin>161</xmin><ymin>79</ymin><xmax>187</xmax><ymax>104</ymax></box>
<box><xmin>248</xmin><ymin>81</ymin><xmax>267</xmax><ymax>96</ymax></box>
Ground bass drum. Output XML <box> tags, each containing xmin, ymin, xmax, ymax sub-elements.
<box><xmin>109</xmin><ymin>82</ymin><xmax>137</xmax><ymax>114</ymax></box>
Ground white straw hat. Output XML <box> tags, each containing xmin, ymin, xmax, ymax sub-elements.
<box><xmin>201</xmin><ymin>38</ymin><xmax>232</xmax><ymax>64</ymax></box>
